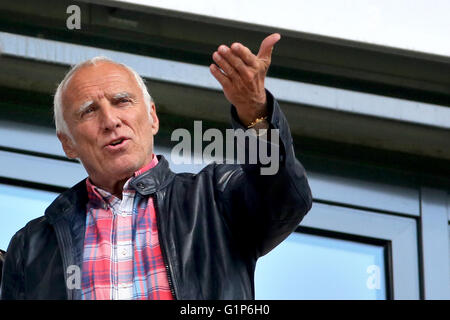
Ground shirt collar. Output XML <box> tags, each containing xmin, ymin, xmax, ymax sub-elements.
<box><xmin>86</xmin><ymin>154</ymin><xmax>158</xmax><ymax>204</ymax></box>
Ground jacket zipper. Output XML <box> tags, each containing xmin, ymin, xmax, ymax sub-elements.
<box><xmin>53</xmin><ymin>219</ymin><xmax>74</xmax><ymax>300</ymax></box>
<box><xmin>153</xmin><ymin>194</ymin><xmax>178</xmax><ymax>299</ymax></box>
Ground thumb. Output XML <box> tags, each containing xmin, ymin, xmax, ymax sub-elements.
<box><xmin>257</xmin><ymin>33</ymin><xmax>281</xmax><ymax>61</ymax></box>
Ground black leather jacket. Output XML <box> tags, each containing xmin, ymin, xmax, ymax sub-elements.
<box><xmin>0</xmin><ymin>91</ymin><xmax>312</xmax><ymax>299</ymax></box>
<box><xmin>0</xmin><ymin>249</ymin><xmax>5</xmax><ymax>285</ymax></box>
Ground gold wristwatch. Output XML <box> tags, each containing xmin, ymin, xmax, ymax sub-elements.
<box><xmin>247</xmin><ymin>116</ymin><xmax>269</xmax><ymax>136</ymax></box>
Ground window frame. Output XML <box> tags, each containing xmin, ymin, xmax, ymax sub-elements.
<box><xmin>300</xmin><ymin>201</ymin><xmax>420</xmax><ymax>299</ymax></box>
<box><xmin>420</xmin><ymin>188</ymin><xmax>450</xmax><ymax>299</ymax></box>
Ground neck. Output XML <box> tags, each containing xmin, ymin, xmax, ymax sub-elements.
<box><xmin>90</xmin><ymin>175</ymin><xmax>131</xmax><ymax>199</ymax></box>
<box><xmin>87</xmin><ymin>155</ymin><xmax>156</xmax><ymax>198</ymax></box>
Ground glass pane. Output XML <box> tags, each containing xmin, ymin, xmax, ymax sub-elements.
<box><xmin>0</xmin><ymin>184</ymin><xmax>58</xmax><ymax>251</ymax></box>
<box><xmin>255</xmin><ymin>231</ymin><xmax>387</xmax><ymax>300</ymax></box>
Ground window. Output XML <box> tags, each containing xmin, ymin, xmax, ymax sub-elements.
<box><xmin>255</xmin><ymin>230</ymin><xmax>387</xmax><ymax>299</ymax></box>
<box><xmin>273</xmin><ymin>202</ymin><xmax>420</xmax><ymax>299</ymax></box>
<box><xmin>0</xmin><ymin>183</ymin><xmax>58</xmax><ymax>250</ymax></box>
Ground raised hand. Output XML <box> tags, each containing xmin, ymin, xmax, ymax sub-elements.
<box><xmin>210</xmin><ymin>33</ymin><xmax>281</xmax><ymax>127</ymax></box>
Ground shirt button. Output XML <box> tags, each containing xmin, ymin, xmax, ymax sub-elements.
<box><xmin>122</xmin><ymin>249</ymin><xmax>127</xmax><ymax>256</ymax></box>
<box><xmin>136</xmin><ymin>182</ymin><xmax>145</xmax><ymax>189</ymax></box>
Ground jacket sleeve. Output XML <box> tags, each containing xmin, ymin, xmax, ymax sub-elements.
<box><xmin>0</xmin><ymin>229</ymin><xmax>26</xmax><ymax>300</ymax></box>
<box><xmin>214</xmin><ymin>89</ymin><xmax>313</xmax><ymax>258</ymax></box>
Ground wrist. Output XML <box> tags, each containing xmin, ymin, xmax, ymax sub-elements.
<box><xmin>248</xmin><ymin>118</ymin><xmax>269</xmax><ymax>137</ymax></box>
<box><xmin>247</xmin><ymin>116</ymin><xmax>268</xmax><ymax>129</ymax></box>
<box><xmin>237</xmin><ymin>103</ymin><xmax>268</xmax><ymax>127</ymax></box>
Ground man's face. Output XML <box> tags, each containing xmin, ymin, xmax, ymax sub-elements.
<box><xmin>58</xmin><ymin>62</ymin><xmax>159</xmax><ymax>187</ymax></box>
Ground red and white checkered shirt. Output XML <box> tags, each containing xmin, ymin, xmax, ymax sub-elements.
<box><xmin>81</xmin><ymin>155</ymin><xmax>174</xmax><ymax>300</ymax></box>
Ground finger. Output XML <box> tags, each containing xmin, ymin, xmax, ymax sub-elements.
<box><xmin>230</xmin><ymin>42</ymin><xmax>258</xmax><ymax>68</ymax></box>
<box><xmin>217</xmin><ymin>45</ymin><xmax>249</xmax><ymax>79</ymax></box>
<box><xmin>256</xmin><ymin>33</ymin><xmax>281</xmax><ymax>61</ymax></box>
<box><xmin>209</xmin><ymin>63</ymin><xmax>231</xmax><ymax>88</ymax></box>
<box><xmin>213</xmin><ymin>50</ymin><xmax>238</xmax><ymax>80</ymax></box>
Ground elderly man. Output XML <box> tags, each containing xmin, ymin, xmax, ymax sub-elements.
<box><xmin>1</xmin><ymin>34</ymin><xmax>312</xmax><ymax>300</ymax></box>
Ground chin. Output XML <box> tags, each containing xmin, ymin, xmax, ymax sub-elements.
<box><xmin>112</xmin><ymin>157</ymin><xmax>144</xmax><ymax>176</ymax></box>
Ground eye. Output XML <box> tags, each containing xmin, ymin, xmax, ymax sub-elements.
<box><xmin>81</xmin><ymin>106</ymin><xmax>96</xmax><ymax>118</ymax></box>
<box><xmin>85</xmin><ymin>106</ymin><xmax>94</xmax><ymax>114</ymax></box>
<box><xmin>117</xmin><ymin>97</ymin><xmax>132</xmax><ymax>105</ymax></box>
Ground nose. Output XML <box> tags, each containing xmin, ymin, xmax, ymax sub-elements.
<box><xmin>99</xmin><ymin>103</ymin><xmax>121</xmax><ymax>132</ymax></box>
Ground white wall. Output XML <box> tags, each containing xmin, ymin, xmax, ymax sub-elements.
<box><xmin>112</xmin><ymin>0</ymin><xmax>450</xmax><ymax>57</ymax></box>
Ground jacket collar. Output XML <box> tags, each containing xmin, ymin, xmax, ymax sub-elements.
<box><xmin>129</xmin><ymin>154</ymin><xmax>176</xmax><ymax>196</ymax></box>
<box><xmin>45</xmin><ymin>178</ymin><xmax>88</xmax><ymax>225</ymax></box>
<box><xmin>45</xmin><ymin>154</ymin><xmax>175</xmax><ymax>224</ymax></box>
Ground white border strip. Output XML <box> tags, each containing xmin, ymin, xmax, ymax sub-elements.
<box><xmin>0</xmin><ymin>121</ymin><xmax>65</xmax><ymax>156</ymax></box>
<box><xmin>0</xmin><ymin>31</ymin><xmax>449</xmax><ymax>129</ymax></box>
<box><xmin>0</xmin><ymin>122</ymin><xmax>421</xmax><ymax>216</ymax></box>
<box><xmin>0</xmin><ymin>150</ymin><xmax>87</xmax><ymax>188</ymax></box>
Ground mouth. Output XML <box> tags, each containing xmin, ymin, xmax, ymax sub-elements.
<box><xmin>104</xmin><ymin>137</ymin><xmax>129</xmax><ymax>151</ymax></box>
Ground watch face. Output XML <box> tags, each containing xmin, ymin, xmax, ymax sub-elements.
<box><xmin>253</xmin><ymin>120</ymin><xmax>269</xmax><ymax>129</ymax></box>
<box><xmin>248</xmin><ymin>116</ymin><xmax>268</xmax><ymax>128</ymax></box>
<box><xmin>249</xmin><ymin>120</ymin><xmax>269</xmax><ymax>137</ymax></box>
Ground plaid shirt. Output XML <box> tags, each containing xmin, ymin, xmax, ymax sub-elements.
<box><xmin>81</xmin><ymin>156</ymin><xmax>174</xmax><ymax>300</ymax></box>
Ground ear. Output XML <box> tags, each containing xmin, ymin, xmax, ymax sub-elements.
<box><xmin>57</xmin><ymin>132</ymin><xmax>79</xmax><ymax>159</ymax></box>
<box><xmin>150</xmin><ymin>103</ymin><xmax>159</xmax><ymax>136</ymax></box>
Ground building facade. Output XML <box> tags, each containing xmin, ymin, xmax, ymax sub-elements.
<box><xmin>0</xmin><ymin>0</ymin><xmax>449</xmax><ymax>299</ymax></box>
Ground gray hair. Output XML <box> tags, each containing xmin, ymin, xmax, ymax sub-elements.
<box><xmin>53</xmin><ymin>56</ymin><xmax>153</xmax><ymax>140</ymax></box>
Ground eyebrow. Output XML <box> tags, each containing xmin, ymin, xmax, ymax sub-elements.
<box><xmin>77</xmin><ymin>100</ymin><xmax>94</xmax><ymax>115</ymax></box>
<box><xmin>111</xmin><ymin>92</ymin><xmax>136</xmax><ymax>101</ymax></box>
<box><xmin>76</xmin><ymin>92</ymin><xmax>136</xmax><ymax>115</ymax></box>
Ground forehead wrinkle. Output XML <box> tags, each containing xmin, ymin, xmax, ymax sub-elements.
<box><xmin>67</xmin><ymin>78</ymin><xmax>134</xmax><ymax>107</ymax></box>
<box><xmin>62</xmin><ymin>63</ymin><xmax>143</xmax><ymax>119</ymax></box>
<box><xmin>67</xmin><ymin>61</ymin><xmax>135</xmax><ymax>90</ymax></box>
